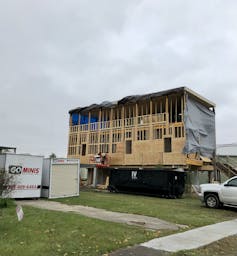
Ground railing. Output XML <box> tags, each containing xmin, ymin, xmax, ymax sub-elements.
<box><xmin>124</xmin><ymin>117</ymin><xmax>134</xmax><ymax>127</ymax></box>
<box><xmin>152</xmin><ymin>113</ymin><xmax>166</xmax><ymax>123</ymax></box>
<box><xmin>76</xmin><ymin>121</ymin><xmax>111</xmax><ymax>131</ymax></box>
<box><xmin>112</xmin><ymin>119</ymin><xmax>122</xmax><ymax>128</ymax></box>
<box><xmin>70</xmin><ymin>113</ymin><xmax>168</xmax><ymax>133</ymax></box>
<box><xmin>70</xmin><ymin>125</ymin><xmax>79</xmax><ymax>133</ymax></box>
<box><xmin>216</xmin><ymin>156</ymin><xmax>237</xmax><ymax>178</ymax></box>
<box><xmin>100</xmin><ymin>121</ymin><xmax>110</xmax><ymax>129</ymax></box>
<box><xmin>216</xmin><ymin>162</ymin><xmax>237</xmax><ymax>178</ymax></box>
<box><xmin>90</xmin><ymin>122</ymin><xmax>99</xmax><ymax>131</ymax></box>
<box><xmin>80</xmin><ymin>124</ymin><xmax>89</xmax><ymax>131</ymax></box>
<box><xmin>137</xmin><ymin>115</ymin><xmax>150</xmax><ymax>125</ymax></box>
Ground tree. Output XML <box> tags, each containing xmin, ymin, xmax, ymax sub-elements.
<box><xmin>49</xmin><ymin>153</ymin><xmax>56</xmax><ymax>159</ymax></box>
<box><xmin>0</xmin><ymin>168</ymin><xmax>15</xmax><ymax>208</ymax></box>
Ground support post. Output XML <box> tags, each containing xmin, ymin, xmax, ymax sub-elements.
<box><xmin>92</xmin><ymin>167</ymin><xmax>97</xmax><ymax>187</ymax></box>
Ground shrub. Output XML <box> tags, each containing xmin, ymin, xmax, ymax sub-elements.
<box><xmin>0</xmin><ymin>168</ymin><xmax>15</xmax><ymax>208</ymax></box>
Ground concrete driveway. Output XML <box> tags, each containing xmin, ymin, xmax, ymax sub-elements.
<box><xmin>18</xmin><ymin>199</ymin><xmax>186</xmax><ymax>231</ymax></box>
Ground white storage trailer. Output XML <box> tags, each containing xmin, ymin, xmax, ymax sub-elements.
<box><xmin>0</xmin><ymin>153</ymin><xmax>43</xmax><ymax>198</ymax></box>
<box><xmin>41</xmin><ymin>158</ymin><xmax>80</xmax><ymax>198</ymax></box>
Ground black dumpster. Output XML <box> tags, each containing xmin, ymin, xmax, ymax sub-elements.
<box><xmin>108</xmin><ymin>168</ymin><xmax>186</xmax><ymax>198</ymax></box>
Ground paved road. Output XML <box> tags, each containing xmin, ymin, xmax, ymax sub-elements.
<box><xmin>18</xmin><ymin>199</ymin><xmax>185</xmax><ymax>231</ymax></box>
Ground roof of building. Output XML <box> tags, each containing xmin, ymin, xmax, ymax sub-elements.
<box><xmin>0</xmin><ymin>146</ymin><xmax>17</xmax><ymax>153</ymax></box>
<box><xmin>217</xmin><ymin>143</ymin><xmax>237</xmax><ymax>156</ymax></box>
<box><xmin>69</xmin><ymin>86</ymin><xmax>215</xmax><ymax>114</ymax></box>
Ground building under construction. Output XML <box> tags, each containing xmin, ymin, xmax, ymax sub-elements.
<box><xmin>68</xmin><ymin>87</ymin><xmax>216</xmax><ymax>187</ymax></box>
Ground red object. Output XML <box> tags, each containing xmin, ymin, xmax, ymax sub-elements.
<box><xmin>96</xmin><ymin>163</ymin><xmax>110</xmax><ymax>168</ymax></box>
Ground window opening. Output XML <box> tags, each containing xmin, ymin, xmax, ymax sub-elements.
<box><xmin>82</xmin><ymin>144</ymin><xmax>87</xmax><ymax>156</ymax></box>
<box><xmin>126</xmin><ymin>140</ymin><xmax>132</xmax><ymax>154</ymax></box>
<box><xmin>164</xmin><ymin>138</ymin><xmax>172</xmax><ymax>152</ymax></box>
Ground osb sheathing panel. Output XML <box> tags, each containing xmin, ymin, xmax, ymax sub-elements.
<box><xmin>120</xmin><ymin>139</ymin><xmax>186</xmax><ymax>166</ymax></box>
<box><xmin>126</xmin><ymin>140</ymin><xmax>163</xmax><ymax>165</ymax></box>
<box><xmin>116</xmin><ymin>143</ymin><xmax>124</xmax><ymax>154</ymax></box>
<box><xmin>172</xmin><ymin>139</ymin><xmax>186</xmax><ymax>152</ymax></box>
<box><xmin>163</xmin><ymin>153</ymin><xmax>186</xmax><ymax>165</ymax></box>
<box><xmin>68</xmin><ymin>137</ymin><xmax>187</xmax><ymax>166</ymax></box>
<box><xmin>109</xmin><ymin>153</ymin><xmax>124</xmax><ymax>165</ymax></box>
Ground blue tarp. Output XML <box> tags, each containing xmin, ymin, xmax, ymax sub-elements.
<box><xmin>72</xmin><ymin>113</ymin><xmax>79</xmax><ymax>125</ymax></box>
<box><xmin>72</xmin><ymin>114</ymin><xmax>98</xmax><ymax>125</ymax></box>
<box><xmin>80</xmin><ymin>115</ymin><xmax>89</xmax><ymax>124</ymax></box>
<box><xmin>90</xmin><ymin>116</ymin><xmax>98</xmax><ymax>123</ymax></box>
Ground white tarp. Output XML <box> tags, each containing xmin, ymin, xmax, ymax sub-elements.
<box><xmin>183</xmin><ymin>96</ymin><xmax>215</xmax><ymax>158</ymax></box>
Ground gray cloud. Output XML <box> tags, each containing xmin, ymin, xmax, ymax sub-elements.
<box><xmin>0</xmin><ymin>0</ymin><xmax>237</xmax><ymax>156</ymax></box>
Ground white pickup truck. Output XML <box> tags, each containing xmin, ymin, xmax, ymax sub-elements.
<box><xmin>198</xmin><ymin>176</ymin><xmax>237</xmax><ymax>208</ymax></box>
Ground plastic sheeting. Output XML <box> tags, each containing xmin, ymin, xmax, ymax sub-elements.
<box><xmin>118</xmin><ymin>87</ymin><xmax>186</xmax><ymax>105</ymax></box>
<box><xmin>69</xmin><ymin>87</ymin><xmax>188</xmax><ymax>114</ymax></box>
<box><xmin>183</xmin><ymin>96</ymin><xmax>215</xmax><ymax>158</ymax></box>
<box><xmin>79</xmin><ymin>101</ymin><xmax>117</xmax><ymax>114</ymax></box>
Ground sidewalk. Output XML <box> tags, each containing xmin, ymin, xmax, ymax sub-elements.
<box><xmin>110</xmin><ymin>219</ymin><xmax>237</xmax><ymax>255</ymax></box>
<box><xmin>141</xmin><ymin>218</ymin><xmax>237</xmax><ymax>252</ymax></box>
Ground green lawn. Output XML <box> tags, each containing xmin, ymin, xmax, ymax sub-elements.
<box><xmin>1</xmin><ymin>192</ymin><xmax>237</xmax><ymax>256</ymax></box>
<box><xmin>0</xmin><ymin>203</ymin><xmax>163</xmax><ymax>256</ymax></box>
<box><xmin>54</xmin><ymin>191</ymin><xmax>237</xmax><ymax>228</ymax></box>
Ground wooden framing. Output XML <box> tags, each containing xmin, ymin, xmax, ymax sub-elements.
<box><xmin>67</xmin><ymin>87</ymin><xmax>215</xmax><ymax>169</ymax></box>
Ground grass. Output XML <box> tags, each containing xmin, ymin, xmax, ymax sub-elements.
<box><xmin>54</xmin><ymin>191</ymin><xmax>237</xmax><ymax>228</ymax></box>
<box><xmin>1</xmin><ymin>192</ymin><xmax>237</xmax><ymax>256</ymax></box>
<box><xmin>0</xmin><ymin>202</ymin><xmax>165</xmax><ymax>256</ymax></box>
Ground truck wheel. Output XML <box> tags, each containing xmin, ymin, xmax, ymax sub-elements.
<box><xmin>204</xmin><ymin>194</ymin><xmax>220</xmax><ymax>208</ymax></box>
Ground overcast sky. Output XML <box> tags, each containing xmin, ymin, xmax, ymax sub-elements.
<box><xmin>0</xmin><ymin>0</ymin><xmax>237</xmax><ymax>157</ymax></box>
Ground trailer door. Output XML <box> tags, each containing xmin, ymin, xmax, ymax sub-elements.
<box><xmin>50</xmin><ymin>161</ymin><xmax>79</xmax><ymax>198</ymax></box>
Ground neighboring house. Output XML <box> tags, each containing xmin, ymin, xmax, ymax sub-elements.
<box><xmin>68</xmin><ymin>87</ymin><xmax>216</xmax><ymax>186</ymax></box>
